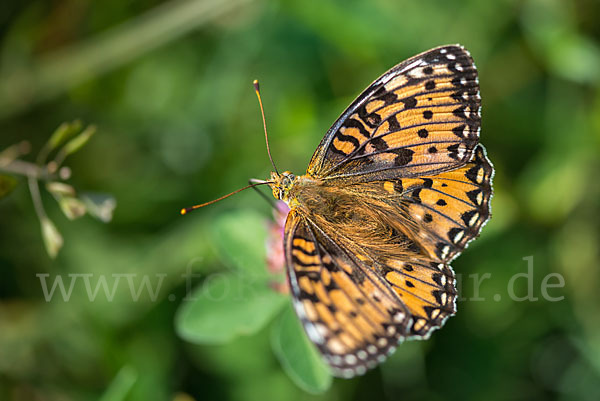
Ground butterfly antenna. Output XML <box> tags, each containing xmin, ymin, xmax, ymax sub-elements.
<box><xmin>181</xmin><ymin>181</ymin><xmax>273</xmax><ymax>215</ymax></box>
<box><xmin>253</xmin><ymin>80</ymin><xmax>279</xmax><ymax>175</ymax></box>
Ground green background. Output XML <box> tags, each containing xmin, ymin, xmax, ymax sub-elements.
<box><xmin>1</xmin><ymin>0</ymin><xmax>599</xmax><ymax>400</ymax></box>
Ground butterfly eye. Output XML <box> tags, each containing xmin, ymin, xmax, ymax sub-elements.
<box><xmin>281</xmin><ymin>173</ymin><xmax>295</xmax><ymax>187</ymax></box>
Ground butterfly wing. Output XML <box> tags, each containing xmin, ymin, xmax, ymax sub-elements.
<box><xmin>307</xmin><ymin>44</ymin><xmax>481</xmax><ymax>182</ymax></box>
<box><xmin>282</xmin><ymin>44</ymin><xmax>493</xmax><ymax>377</ymax></box>
<box><xmin>284</xmin><ymin>210</ymin><xmax>412</xmax><ymax>378</ymax></box>
<box><xmin>373</xmin><ymin>143</ymin><xmax>493</xmax><ymax>336</ymax></box>
<box><xmin>388</xmin><ymin>144</ymin><xmax>494</xmax><ymax>263</ymax></box>
<box><xmin>283</xmin><ymin>144</ymin><xmax>493</xmax><ymax>375</ymax></box>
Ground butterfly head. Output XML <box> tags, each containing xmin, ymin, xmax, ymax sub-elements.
<box><xmin>269</xmin><ymin>171</ymin><xmax>296</xmax><ymax>202</ymax></box>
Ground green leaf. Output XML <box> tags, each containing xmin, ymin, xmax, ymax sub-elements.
<box><xmin>48</xmin><ymin>120</ymin><xmax>82</xmax><ymax>150</ymax></box>
<box><xmin>176</xmin><ymin>272</ymin><xmax>287</xmax><ymax>344</ymax></box>
<box><xmin>520</xmin><ymin>150</ymin><xmax>589</xmax><ymax>223</ymax></box>
<box><xmin>98</xmin><ymin>365</ymin><xmax>138</xmax><ymax>401</ymax></box>
<box><xmin>37</xmin><ymin>121</ymin><xmax>83</xmax><ymax>164</ymax></box>
<box><xmin>271</xmin><ymin>303</ymin><xmax>332</xmax><ymax>394</ymax></box>
<box><xmin>0</xmin><ymin>174</ymin><xmax>17</xmax><ymax>200</ymax></box>
<box><xmin>60</xmin><ymin>124</ymin><xmax>96</xmax><ymax>157</ymax></box>
<box><xmin>211</xmin><ymin>210</ymin><xmax>269</xmax><ymax>276</ymax></box>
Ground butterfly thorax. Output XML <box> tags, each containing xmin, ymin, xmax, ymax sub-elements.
<box><xmin>269</xmin><ymin>171</ymin><xmax>325</xmax><ymax>210</ymax></box>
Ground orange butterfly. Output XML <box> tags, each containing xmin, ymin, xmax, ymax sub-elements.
<box><xmin>186</xmin><ymin>44</ymin><xmax>493</xmax><ymax>378</ymax></box>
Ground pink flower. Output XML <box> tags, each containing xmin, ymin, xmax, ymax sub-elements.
<box><xmin>266</xmin><ymin>201</ymin><xmax>290</xmax><ymax>294</ymax></box>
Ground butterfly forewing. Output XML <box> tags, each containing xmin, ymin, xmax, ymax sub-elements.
<box><xmin>284</xmin><ymin>210</ymin><xmax>412</xmax><ymax>377</ymax></box>
<box><xmin>307</xmin><ymin>45</ymin><xmax>481</xmax><ymax>182</ymax></box>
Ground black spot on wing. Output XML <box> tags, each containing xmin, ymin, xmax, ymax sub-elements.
<box><xmin>393</xmin><ymin>148</ymin><xmax>414</xmax><ymax>166</ymax></box>
<box><xmin>401</xmin><ymin>97</ymin><xmax>417</xmax><ymax>109</ymax></box>
<box><xmin>370</xmin><ymin>136</ymin><xmax>389</xmax><ymax>151</ymax></box>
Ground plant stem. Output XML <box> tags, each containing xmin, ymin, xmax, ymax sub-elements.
<box><xmin>28</xmin><ymin>175</ymin><xmax>47</xmax><ymax>220</ymax></box>
<box><xmin>2</xmin><ymin>156</ymin><xmax>50</xmax><ymax>218</ymax></box>
<box><xmin>0</xmin><ymin>159</ymin><xmax>48</xmax><ymax>180</ymax></box>
<box><xmin>0</xmin><ymin>0</ymin><xmax>253</xmax><ymax>119</ymax></box>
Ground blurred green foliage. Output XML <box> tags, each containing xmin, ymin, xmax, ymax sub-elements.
<box><xmin>1</xmin><ymin>0</ymin><xmax>600</xmax><ymax>400</ymax></box>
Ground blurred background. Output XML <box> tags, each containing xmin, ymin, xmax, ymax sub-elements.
<box><xmin>1</xmin><ymin>0</ymin><xmax>600</xmax><ymax>400</ymax></box>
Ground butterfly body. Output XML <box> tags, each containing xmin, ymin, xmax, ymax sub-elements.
<box><xmin>272</xmin><ymin>173</ymin><xmax>419</xmax><ymax>262</ymax></box>
<box><xmin>267</xmin><ymin>45</ymin><xmax>493</xmax><ymax>378</ymax></box>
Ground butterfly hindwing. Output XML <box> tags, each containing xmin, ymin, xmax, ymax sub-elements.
<box><xmin>378</xmin><ymin>144</ymin><xmax>493</xmax><ymax>262</ymax></box>
<box><xmin>377</xmin><ymin>256</ymin><xmax>457</xmax><ymax>337</ymax></box>
<box><xmin>308</xmin><ymin>45</ymin><xmax>481</xmax><ymax>182</ymax></box>
<box><xmin>284</xmin><ymin>210</ymin><xmax>412</xmax><ymax>377</ymax></box>
<box><xmin>282</xmin><ymin>145</ymin><xmax>493</xmax><ymax>373</ymax></box>
<box><xmin>369</xmin><ymin>144</ymin><xmax>493</xmax><ymax>336</ymax></box>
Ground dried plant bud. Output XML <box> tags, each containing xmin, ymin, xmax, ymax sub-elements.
<box><xmin>59</xmin><ymin>197</ymin><xmax>86</xmax><ymax>220</ymax></box>
<box><xmin>80</xmin><ymin>193</ymin><xmax>116</xmax><ymax>223</ymax></box>
<box><xmin>40</xmin><ymin>217</ymin><xmax>63</xmax><ymax>258</ymax></box>
<box><xmin>59</xmin><ymin>166</ymin><xmax>72</xmax><ymax>180</ymax></box>
<box><xmin>47</xmin><ymin>161</ymin><xmax>58</xmax><ymax>174</ymax></box>
<box><xmin>46</xmin><ymin>181</ymin><xmax>76</xmax><ymax>197</ymax></box>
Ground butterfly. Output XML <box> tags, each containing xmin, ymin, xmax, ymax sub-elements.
<box><xmin>267</xmin><ymin>44</ymin><xmax>493</xmax><ymax>378</ymax></box>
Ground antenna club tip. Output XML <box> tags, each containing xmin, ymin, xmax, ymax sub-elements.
<box><xmin>253</xmin><ymin>79</ymin><xmax>260</xmax><ymax>91</ymax></box>
<box><xmin>180</xmin><ymin>208</ymin><xmax>188</xmax><ymax>215</ymax></box>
